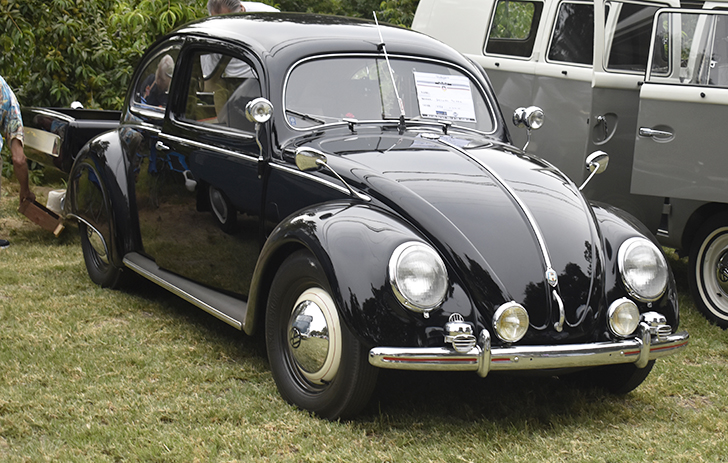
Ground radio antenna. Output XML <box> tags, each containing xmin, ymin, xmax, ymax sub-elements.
<box><xmin>373</xmin><ymin>12</ymin><xmax>406</xmax><ymax>132</ymax></box>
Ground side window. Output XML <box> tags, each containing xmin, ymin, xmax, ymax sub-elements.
<box><xmin>485</xmin><ymin>0</ymin><xmax>544</xmax><ymax>58</ymax></box>
<box><xmin>651</xmin><ymin>12</ymin><xmax>728</xmax><ymax>87</ymax></box>
<box><xmin>132</xmin><ymin>45</ymin><xmax>181</xmax><ymax>112</ymax></box>
<box><xmin>181</xmin><ymin>49</ymin><xmax>261</xmax><ymax>133</ymax></box>
<box><xmin>547</xmin><ymin>2</ymin><xmax>594</xmax><ymax>65</ymax></box>
<box><xmin>606</xmin><ymin>2</ymin><xmax>661</xmax><ymax>72</ymax></box>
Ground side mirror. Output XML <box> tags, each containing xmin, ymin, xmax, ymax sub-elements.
<box><xmin>295</xmin><ymin>147</ymin><xmax>327</xmax><ymax>172</ymax></box>
<box><xmin>245</xmin><ymin>98</ymin><xmax>273</xmax><ymax>124</ymax></box>
<box><xmin>586</xmin><ymin>150</ymin><xmax>609</xmax><ymax>175</ymax></box>
<box><xmin>512</xmin><ymin>106</ymin><xmax>544</xmax><ymax>130</ymax></box>
<box><xmin>579</xmin><ymin>150</ymin><xmax>610</xmax><ymax>191</ymax></box>
<box><xmin>245</xmin><ymin>98</ymin><xmax>274</xmax><ymax>178</ymax></box>
<box><xmin>512</xmin><ymin>106</ymin><xmax>544</xmax><ymax>151</ymax></box>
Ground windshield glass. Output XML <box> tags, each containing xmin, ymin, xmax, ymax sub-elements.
<box><xmin>284</xmin><ymin>56</ymin><xmax>495</xmax><ymax>132</ymax></box>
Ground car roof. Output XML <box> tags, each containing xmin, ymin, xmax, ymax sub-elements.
<box><xmin>174</xmin><ymin>13</ymin><xmax>472</xmax><ymax>67</ymax></box>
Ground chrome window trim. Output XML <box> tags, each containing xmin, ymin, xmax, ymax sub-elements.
<box><xmin>282</xmin><ymin>53</ymin><xmax>499</xmax><ymax>136</ymax></box>
<box><xmin>173</xmin><ymin>117</ymin><xmax>257</xmax><ymax>140</ymax></box>
<box><xmin>160</xmin><ymin>132</ymin><xmax>258</xmax><ymax>163</ymax></box>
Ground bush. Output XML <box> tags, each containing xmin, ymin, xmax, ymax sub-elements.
<box><xmin>0</xmin><ymin>0</ymin><xmax>418</xmax><ymax>112</ymax></box>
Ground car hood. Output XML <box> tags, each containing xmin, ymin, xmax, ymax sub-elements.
<box><xmin>303</xmin><ymin>130</ymin><xmax>603</xmax><ymax>341</ymax></box>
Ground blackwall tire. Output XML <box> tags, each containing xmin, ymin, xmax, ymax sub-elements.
<box><xmin>689</xmin><ymin>217</ymin><xmax>728</xmax><ymax>329</ymax></box>
<box><xmin>265</xmin><ymin>249</ymin><xmax>378</xmax><ymax>420</ymax></box>
<box><xmin>79</xmin><ymin>222</ymin><xmax>124</xmax><ymax>289</ymax></box>
<box><xmin>564</xmin><ymin>361</ymin><xmax>655</xmax><ymax>394</ymax></box>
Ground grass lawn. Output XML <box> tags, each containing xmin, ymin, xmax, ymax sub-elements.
<box><xmin>1</xmin><ymin>178</ymin><xmax>727</xmax><ymax>462</ymax></box>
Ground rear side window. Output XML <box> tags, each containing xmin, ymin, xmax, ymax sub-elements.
<box><xmin>485</xmin><ymin>0</ymin><xmax>544</xmax><ymax>58</ymax></box>
<box><xmin>547</xmin><ymin>2</ymin><xmax>594</xmax><ymax>65</ymax></box>
<box><xmin>606</xmin><ymin>2</ymin><xmax>661</xmax><ymax>72</ymax></box>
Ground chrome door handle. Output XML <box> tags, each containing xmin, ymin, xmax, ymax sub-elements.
<box><xmin>639</xmin><ymin>127</ymin><xmax>673</xmax><ymax>139</ymax></box>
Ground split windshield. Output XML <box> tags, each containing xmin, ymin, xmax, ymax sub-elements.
<box><xmin>284</xmin><ymin>56</ymin><xmax>495</xmax><ymax>133</ymax></box>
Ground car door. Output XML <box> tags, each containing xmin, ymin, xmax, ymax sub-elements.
<box><xmin>136</xmin><ymin>41</ymin><xmax>264</xmax><ymax>298</ymax></box>
<box><xmin>632</xmin><ymin>8</ymin><xmax>728</xmax><ymax>203</ymax></box>
<box><xmin>581</xmin><ymin>0</ymin><xmax>678</xmax><ymax>232</ymax></box>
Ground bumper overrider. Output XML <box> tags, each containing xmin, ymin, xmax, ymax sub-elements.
<box><xmin>368</xmin><ymin>312</ymin><xmax>689</xmax><ymax>376</ymax></box>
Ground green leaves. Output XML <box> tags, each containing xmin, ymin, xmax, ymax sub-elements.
<box><xmin>0</xmin><ymin>0</ymin><xmax>206</xmax><ymax>110</ymax></box>
<box><xmin>0</xmin><ymin>0</ymin><xmax>419</xmax><ymax>111</ymax></box>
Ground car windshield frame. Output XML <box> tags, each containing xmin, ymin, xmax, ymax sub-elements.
<box><xmin>282</xmin><ymin>53</ymin><xmax>499</xmax><ymax>135</ymax></box>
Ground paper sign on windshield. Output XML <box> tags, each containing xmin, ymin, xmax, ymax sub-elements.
<box><xmin>414</xmin><ymin>72</ymin><xmax>477</xmax><ymax>122</ymax></box>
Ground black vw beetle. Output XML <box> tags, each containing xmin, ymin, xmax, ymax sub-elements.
<box><xmin>66</xmin><ymin>13</ymin><xmax>688</xmax><ymax>419</ymax></box>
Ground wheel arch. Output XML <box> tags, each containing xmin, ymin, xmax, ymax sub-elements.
<box><xmin>66</xmin><ymin>130</ymin><xmax>134</xmax><ymax>269</ymax></box>
<box><xmin>244</xmin><ymin>201</ymin><xmax>429</xmax><ymax>345</ymax></box>
<box><xmin>590</xmin><ymin>201</ymin><xmax>680</xmax><ymax>329</ymax></box>
<box><xmin>681</xmin><ymin>202</ymin><xmax>728</xmax><ymax>254</ymax></box>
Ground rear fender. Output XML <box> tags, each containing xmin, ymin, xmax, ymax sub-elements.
<box><xmin>66</xmin><ymin>131</ymin><xmax>133</xmax><ymax>268</ymax></box>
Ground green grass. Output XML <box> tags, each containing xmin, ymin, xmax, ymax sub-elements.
<box><xmin>1</xmin><ymin>180</ymin><xmax>727</xmax><ymax>462</ymax></box>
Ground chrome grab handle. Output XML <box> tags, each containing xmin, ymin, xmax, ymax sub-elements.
<box><xmin>639</xmin><ymin>127</ymin><xmax>673</xmax><ymax>139</ymax></box>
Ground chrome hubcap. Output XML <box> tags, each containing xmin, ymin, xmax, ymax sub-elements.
<box><xmin>715</xmin><ymin>251</ymin><xmax>728</xmax><ymax>295</ymax></box>
<box><xmin>87</xmin><ymin>226</ymin><xmax>109</xmax><ymax>264</ymax></box>
<box><xmin>287</xmin><ymin>287</ymin><xmax>341</xmax><ymax>385</ymax></box>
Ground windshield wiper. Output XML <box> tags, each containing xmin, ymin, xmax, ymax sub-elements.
<box><xmin>285</xmin><ymin>109</ymin><xmax>326</xmax><ymax>126</ymax></box>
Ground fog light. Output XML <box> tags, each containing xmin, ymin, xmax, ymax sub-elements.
<box><xmin>608</xmin><ymin>298</ymin><xmax>640</xmax><ymax>337</ymax></box>
<box><xmin>493</xmin><ymin>302</ymin><xmax>529</xmax><ymax>343</ymax></box>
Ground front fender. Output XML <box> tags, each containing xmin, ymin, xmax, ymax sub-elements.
<box><xmin>245</xmin><ymin>201</ymin><xmax>474</xmax><ymax>347</ymax></box>
<box><xmin>591</xmin><ymin>201</ymin><xmax>679</xmax><ymax>329</ymax></box>
<box><xmin>66</xmin><ymin>130</ymin><xmax>133</xmax><ymax>268</ymax></box>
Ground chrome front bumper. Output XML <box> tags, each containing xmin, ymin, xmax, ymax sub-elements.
<box><xmin>369</xmin><ymin>323</ymin><xmax>689</xmax><ymax>377</ymax></box>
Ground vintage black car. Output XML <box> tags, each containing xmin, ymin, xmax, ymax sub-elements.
<box><xmin>61</xmin><ymin>13</ymin><xmax>688</xmax><ymax>419</ymax></box>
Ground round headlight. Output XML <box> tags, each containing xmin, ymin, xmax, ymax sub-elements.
<box><xmin>618</xmin><ymin>237</ymin><xmax>669</xmax><ymax>302</ymax></box>
<box><xmin>607</xmin><ymin>298</ymin><xmax>640</xmax><ymax>337</ymax></box>
<box><xmin>493</xmin><ymin>302</ymin><xmax>529</xmax><ymax>343</ymax></box>
<box><xmin>389</xmin><ymin>242</ymin><xmax>448</xmax><ymax>313</ymax></box>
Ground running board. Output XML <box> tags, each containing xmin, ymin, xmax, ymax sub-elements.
<box><xmin>123</xmin><ymin>252</ymin><xmax>246</xmax><ymax>330</ymax></box>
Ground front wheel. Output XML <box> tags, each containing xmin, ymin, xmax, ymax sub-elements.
<box><xmin>79</xmin><ymin>222</ymin><xmax>124</xmax><ymax>288</ymax></box>
<box><xmin>564</xmin><ymin>361</ymin><xmax>655</xmax><ymax>394</ymax></box>
<box><xmin>689</xmin><ymin>216</ymin><xmax>728</xmax><ymax>328</ymax></box>
<box><xmin>265</xmin><ymin>249</ymin><xmax>378</xmax><ymax>420</ymax></box>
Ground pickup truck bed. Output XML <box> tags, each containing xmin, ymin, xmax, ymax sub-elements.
<box><xmin>21</xmin><ymin>107</ymin><xmax>121</xmax><ymax>174</ymax></box>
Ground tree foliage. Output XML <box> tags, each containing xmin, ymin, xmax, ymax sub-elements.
<box><xmin>0</xmin><ymin>0</ymin><xmax>419</xmax><ymax>111</ymax></box>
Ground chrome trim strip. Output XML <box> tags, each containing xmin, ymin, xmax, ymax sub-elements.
<box><xmin>437</xmin><ymin>137</ymin><xmax>555</xmax><ymax>274</ymax></box>
<box><xmin>67</xmin><ymin>214</ymin><xmax>109</xmax><ymax>258</ymax></box>
<box><xmin>270</xmin><ymin>162</ymin><xmax>353</xmax><ymax>196</ymax></box>
<box><xmin>172</xmin><ymin>119</ymin><xmax>256</xmax><ymax>140</ymax></box>
<box><xmin>123</xmin><ymin>254</ymin><xmax>243</xmax><ymax>330</ymax></box>
<box><xmin>369</xmin><ymin>327</ymin><xmax>689</xmax><ymax>375</ymax></box>
<box><xmin>159</xmin><ymin>133</ymin><xmax>257</xmax><ymax>162</ymax></box>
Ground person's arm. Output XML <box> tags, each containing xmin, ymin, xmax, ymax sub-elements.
<box><xmin>10</xmin><ymin>137</ymin><xmax>35</xmax><ymax>203</ymax></box>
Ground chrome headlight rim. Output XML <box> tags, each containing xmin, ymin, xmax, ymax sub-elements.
<box><xmin>618</xmin><ymin>237</ymin><xmax>669</xmax><ymax>303</ymax></box>
<box><xmin>607</xmin><ymin>297</ymin><xmax>641</xmax><ymax>338</ymax></box>
<box><xmin>492</xmin><ymin>302</ymin><xmax>530</xmax><ymax>343</ymax></box>
<box><xmin>388</xmin><ymin>241</ymin><xmax>448</xmax><ymax>313</ymax></box>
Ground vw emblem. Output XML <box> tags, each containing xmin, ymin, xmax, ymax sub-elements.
<box><xmin>546</xmin><ymin>268</ymin><xmax>558</xmax><ymax>287</ymax></box>
<box><xmin>289</xmin><ymin>327</ymin><xmax>302</xmax><ymax>349</ymax></box>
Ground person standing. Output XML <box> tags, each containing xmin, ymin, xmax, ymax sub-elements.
<box><xmin>0</xmin><ymin>75</ymin><xmax>35</xmax><ymax>249</ymax></box>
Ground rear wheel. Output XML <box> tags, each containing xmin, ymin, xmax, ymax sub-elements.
<box><xmin>689</xmin><ymin>216</ymin><xmax>728</xmax><ymax>328</ymax></box>
<box><xmin>265</xmin><ymin>249</ymin><xmax>378</xmax><ymax>420</ymax></box>
<box><xmin>79</xmin><ymin>222</ymin><xmax>124</xmax><ymax>288</ymax></box>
